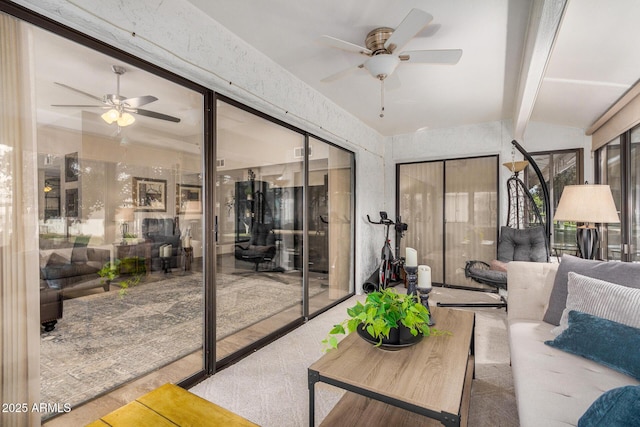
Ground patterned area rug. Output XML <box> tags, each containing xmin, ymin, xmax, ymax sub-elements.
<box><xmin>40</xmin><ymin>271</ymin><xmax>322</xmax><ymax>415</ymax></box>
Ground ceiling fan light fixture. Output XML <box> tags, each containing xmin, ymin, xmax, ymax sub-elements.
<box><xmin>101</xmin><ymin>108</ymin><xmax>119</xmax><ymax>124</ymax></box>
<box><xmin>102</xmin><ymin>109</ymin><xmax>135</xmax><ymax>127</ymax></box>
<box><xmin>364</xmin><ymin>54</ymin><xmax>400</xmax><ymax>80</ymax></box>
<box><xmin>117</xmin><ymin>112</ymin><xmax>135</xmax><ymax>127</ymax></box>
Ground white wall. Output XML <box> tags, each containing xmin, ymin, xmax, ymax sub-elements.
<box><xmin>15</xmin><ymin>0</ymin><xmax>386</xmax><ymax>293</ymax></box>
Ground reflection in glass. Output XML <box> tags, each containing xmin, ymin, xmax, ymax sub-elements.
<box><xmin>308</xmin><ymin>138</ymin><xmax>354</xmax><ymax>315</ymax></box>
<box><xmin>216</xmin><ymin>100</ymin><xmax>305</xmax><ymax>360</ymax></box>
<box><xmin>28</xmin><ymin>22</ymin><xmax>204</xmax><ymax>419</ymax></box>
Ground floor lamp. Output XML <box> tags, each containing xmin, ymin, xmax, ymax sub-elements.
<box><xmin>553</xmin><ymin>185</ymin><xmax>620</xmax><ymax>259</ymax></box>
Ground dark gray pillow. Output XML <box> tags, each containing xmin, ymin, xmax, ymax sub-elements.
<box><xmin>543</xmin><ymin>255</ymin><xmax>640</xmax><ymax>325</ymax></box>
<box><xmin>497</xmin><ymin>226</ymin><xmax>547</xmax><ymax>263</ymax></box>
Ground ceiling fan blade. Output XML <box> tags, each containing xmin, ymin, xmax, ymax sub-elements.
<box><xmin>54</xmin><ymin>82</ymin><xmax>104</xmax><ymax>102</ymax></box>
<box><xmin>384</xmin><ymin>9</ymin><xmax>433</xmax><ymax>53</ymax></box>
<box><xmin>123</xmin><ymin>95</ymin><xmax>158</xmax><ymax>108</ymax></box>
<box><xmin>400</xmin><ymin>49</ymin><xmax>463</xmax><ymax>64</ymax></box>
<box><xmin>51</xmin><ymin>104</ymin><xmax>106</xmax><ymax>108</ymax></box>
<box><xmin>131</xmin><ymin>108</ymin><xmax>181</xmax><ymax>123</ymax></box>
<box><xmin>318</xmin><ymin>35</ymin><xmax>372</xmax><ymax>56</ymax></box>
<box><xmin>320</xmin><ymin>64</ymin><xmax>363</xmax><ymax>83</ymax></box>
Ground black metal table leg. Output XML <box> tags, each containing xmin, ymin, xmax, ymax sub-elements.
<box><xmin>308</xmin><ymin>369</ymin><xmax>318</xmax><ymax>426</ymax></box>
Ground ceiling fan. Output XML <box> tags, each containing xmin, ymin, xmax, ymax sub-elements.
<box><xmin>319</xmin><ymin>9</ymin><xmax>462</xmax><ymax>117</ymax></box>
<box><xmin>52</xmin><ymin>65</ymin><xmax>180</xmax><ymax>127</ymax></box>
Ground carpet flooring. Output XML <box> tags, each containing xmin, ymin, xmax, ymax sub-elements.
<box><xmin>191</xmin><ymin>286</ymin><xmax>519</xmax><ymax>426</ymax></box>
<box><xmin>40</xmin><ymin>271</ymin><xmax>324</xmax><ymax>416</ymax></box>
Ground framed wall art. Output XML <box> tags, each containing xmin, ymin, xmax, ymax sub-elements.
<box><xmin>65</xmin><ymin>152</ymin><xmax>79</xmax><ymax>182</ymax></box>
<box><xmin>176</xmin><ymin>184</ymin><xmax>202</xmax><ymax>214</ymax></box>
<box><xmin>65</xmin><ymin>188</ymin><xmax>79</xmax><ymax>217</ymax></box>
<box><xmin>133</xmin><ymin>177</ymin><xmax>167</xmax><ymax>212</ymax></box>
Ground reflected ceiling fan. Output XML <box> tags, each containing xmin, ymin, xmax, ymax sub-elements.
<box><xmin>319</xmin><ymin>8</ymin><xmax>462</xmax><ymax>117</ymax></box>
<box><xmin>52</xmin><ymin>65</ymin><xmax>180</xmax><ymax>127</ymax></box>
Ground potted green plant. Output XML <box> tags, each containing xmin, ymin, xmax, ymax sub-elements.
<box><xmin>323</xmin><ymin>287</ymin><xmax>439</xmax><ymax>351</ymax></box>
<box><xmin>97</xmin><ymin>260</ymin><xmax>141</xmax><ymax>297</ymax></box>
<box><xmin>97</xmin><ymin>260</ymin><xmax>120</xmax><ymax>285</ymax></box>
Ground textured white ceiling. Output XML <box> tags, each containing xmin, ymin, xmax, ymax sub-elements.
<box><xmin>187</xmin><ymin>0</ymin><xmax>529</xmax><ymax>136</ymax></box>
<box><xmin>31</xmin><ymin>0</ymin><xmax>640</xmax><ymax>141</ymax></box>
<box><xmin>186</xmin><ymin>0</ymin><xmax>640</xmax><ymax>137</ymax></box>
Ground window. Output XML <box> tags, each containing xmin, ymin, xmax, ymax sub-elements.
<box><xmin>596</xmin><ymin>127</ymin><xmax>640</xmax><ymax>262</ymax></box>
<box><xmin>526</xmin><ymin>149</ymin><xmax>583</xmax><ymax>258</ymax></box>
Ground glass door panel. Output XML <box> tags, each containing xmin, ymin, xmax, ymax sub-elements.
<box><xmin>600</xmin><ymin>138</ymin><xmax>622</xmax><ymax>260</ymax></box>
<box><xmin>398</xmin><ymin>162</ymin><xmax>444</xmax><ymax>284</ymax></box>
<box><xmin>444</xmin><ymin>157</ymin><xmax>497</xmax><ymax>287</ymax></box>
<box><xmin>29</xmin><ymin>22</ymin><xmax>205</xmax><ymax>420</ymax></box>
<box><xmin>630</xmin><ymin>130</ymin><xmax>640</xmax><ymax>261</ymax></box>
<box><xmin>215</xmin><ymin>100</ymin><xmax>304</xmax><ymax>360</ymax></box>
<box><xmin>308</xmin><ymin>138</ymin><xmax>354</xmax><ymax>316</ymax></box>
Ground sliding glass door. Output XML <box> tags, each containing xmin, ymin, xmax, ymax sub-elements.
<box><xmin>214</xmin><ymin>103</ymin><xmax>355</xmax><ymax>361</ymax></box>
<box><xmin>597</xmin><ymin>130</ymin><xmax>639</xmax><ymax>262</ymax></box>
<box><xmin>215</xmin><ymin>99</ymin><xmax>305</xmax><ymax>361</ymax></box>
<box><xmin>398</xmin><ymin>156</ymin><xmax>498</xmax><ymax>288</ymax></box>
<box><xmin>308</xmin><ymin>137</ymin><xmax>354</xmax><ymax>316</ymax></box>
<box><xmin>0</xmin><ymin>14</ymin><xmax>207</xmax><ymax>421</ymax></box>
<box><xmin>398</xmin><ymin>161</ymin><xmax>445</xmax><ymax>284</ymax></box>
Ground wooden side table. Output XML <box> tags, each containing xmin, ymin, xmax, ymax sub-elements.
<box><xmin>114</xmin><ymin>242</ymin><xmax>151</xmax><ymax>275</ymax></box>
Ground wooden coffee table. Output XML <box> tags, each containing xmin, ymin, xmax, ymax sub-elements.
<box><xmin>308</xmin><ymin>306</ymin><xmax>475</xmax><ymax>426</ymax></box>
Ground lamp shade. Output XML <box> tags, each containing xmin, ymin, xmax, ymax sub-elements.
<box><xmin>554</xmin><ymin>185</ymin><xmax>620</xmax><ymax>224</ymax></box>
<box><xmin>115</xmin><ymin>207</ymin><xmax>134</xmax><ymax>222</ymax></box>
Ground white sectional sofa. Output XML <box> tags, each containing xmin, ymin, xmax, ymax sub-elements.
<box><xmin>507</xmin><ymin>260</ymin><xmax>640</xmax><ymax>427</ymax></box>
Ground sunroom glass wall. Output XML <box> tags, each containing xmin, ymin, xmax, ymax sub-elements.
<box><xmin>215</xmin><ymin>100</ymin><xmax>305</xmax><ymax>360</ymax></box>
<box><xmin>18</xmin><ymin>22</ymin><xmax>205</xmax><ymax>420</ymax></box>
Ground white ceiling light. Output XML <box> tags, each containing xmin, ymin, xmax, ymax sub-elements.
<box><xmin>102</xmin><ymin>109</ymin><xmax>136</xmax><ymax>127</ymax></box>
<box><xmin>363</xmin><ymin>54</ymin><xmax>400</xmax><ymax>80</ymax></box>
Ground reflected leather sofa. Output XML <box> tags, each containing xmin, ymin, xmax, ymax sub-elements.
<box><xmin>39</xmin><ymin>236</ymin><xmax>111</xmax><ymax>331</ymax></box>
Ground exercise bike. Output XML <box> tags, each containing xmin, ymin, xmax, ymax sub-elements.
<box><xmin>364</xmin><ymin>211</ymin><xmax>408</xmax><ymax>293</ymax></box>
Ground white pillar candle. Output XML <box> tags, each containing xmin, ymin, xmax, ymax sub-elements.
<box><xmin>405</xmin><ymin>247</ymin><xmax>418</xmax><ymax>267</ymax></box>
<box><xmin>418</xmin><ymin>265</ymin><xmax>432</xmax><ymax>289</ymax></box>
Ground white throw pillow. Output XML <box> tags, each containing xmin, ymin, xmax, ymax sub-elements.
<box><xmin>552</xmin><ymin>272</ymin><xmax>640</xmax><ymax>335</ymax></box>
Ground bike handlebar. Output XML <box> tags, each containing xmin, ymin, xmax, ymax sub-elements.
<box><xmin>367</xmin><ymin>214</ymin><xmax>394</xmax><ymax>225</ymax></box>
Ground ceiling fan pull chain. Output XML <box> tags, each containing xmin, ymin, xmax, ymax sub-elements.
<box><xmin>380</xmin><ymin>78</ymin><xmax>385</xmax><ymax>118</ymax></box>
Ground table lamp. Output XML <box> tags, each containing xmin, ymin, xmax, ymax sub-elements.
<box><xmin>181</xmin><ymin>200</ymin><xmax>201</xmax><ymax>248</ymax></box>
<box><xmin>115</xmin><ymin>207</ymin><xmax>134</xmax><ymax>245</ymax></box>
<box><xmin>553</xmin><ymin>184</ymin><xmax>620</xmax><ymax>259</ymax></box>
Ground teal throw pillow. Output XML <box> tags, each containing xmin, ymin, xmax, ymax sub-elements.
<box><xmin>545</xmin><ymin>310</ymin><xmax>640</xmax><ymax>380</ymax></box>
<box><xmin>578</xmin><ymin>385</ymin><xmax>640</xmax><ymax>427</ymax></box>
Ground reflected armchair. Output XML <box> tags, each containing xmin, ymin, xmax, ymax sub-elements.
<box><xmin>141</xmin><ymin>218</ymin><xmax>181</xmax><ymax>271</ymax></box>
<box><xmin>234</xmin><ymin>223</ymin><xmax>277</xmax><ymax>271</ymax></box>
